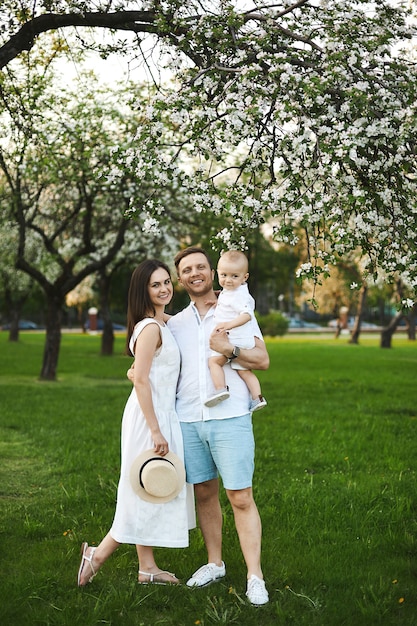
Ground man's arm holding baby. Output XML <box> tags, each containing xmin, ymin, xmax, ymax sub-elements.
<box><xmin>209</xmin><ymin>329</ymin><xmax>269</xmax><ymax>370</ymax></box>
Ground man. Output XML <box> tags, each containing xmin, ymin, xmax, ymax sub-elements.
<box><xmin>168</xmin><ymin>246</ymin><xmax>270</xmax><ymax>605</ymax></box>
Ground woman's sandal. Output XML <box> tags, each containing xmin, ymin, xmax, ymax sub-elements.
<box><xmin>138</xmin><ymin>569</ymin><xmax>179</xmax><ymax>585</ymax></box>
<box><xmin>77</xmin><ymin>542</ymin><xmax>97</xmax><ymax>587</ymax></box>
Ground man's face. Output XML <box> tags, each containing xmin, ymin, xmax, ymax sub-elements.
<box><xmin>177</xmin><ymin>252</ymin><xmax>215</xmax><ymax>299</ymax></box>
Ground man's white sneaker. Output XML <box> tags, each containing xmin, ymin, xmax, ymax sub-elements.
<box><xmin>246</xmin><ymin>575</ymin><xmax>269</xmax><ymax>605</ymax></box>
<box><xmin>186</xmin><ymin>562</ymin><xmax>226</xmax><ymax>587</ymax></box>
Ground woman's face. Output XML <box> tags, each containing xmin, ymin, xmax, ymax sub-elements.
<box><xmin>148</xmin><ymin>267</ymin><xmax>173</xmax><ymax>307</ymax></box>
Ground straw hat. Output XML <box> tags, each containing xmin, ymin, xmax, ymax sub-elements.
<box><xmin>129</xmin><ymin>449</ymin><xmax>185</xmax><ymax>503</ymax></box>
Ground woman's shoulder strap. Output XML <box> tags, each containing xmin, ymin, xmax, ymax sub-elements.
<box><xmin>129</xmin><ymin>318</ymin><xmax>161</xmax><ymax>353</ymax></box>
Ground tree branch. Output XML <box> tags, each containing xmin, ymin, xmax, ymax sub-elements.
<box><xmin>0</xmin><ymin>11</ymin><xmax>161</xmax><ymax>69</ymax></box>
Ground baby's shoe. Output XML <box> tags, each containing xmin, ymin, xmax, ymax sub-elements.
<box><xmin>250</xmin><ymin>395</ymin><xmax>267</xmax><ymax>412</ymax></box>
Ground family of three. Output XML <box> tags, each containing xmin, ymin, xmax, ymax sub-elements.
<box><xmin>77</xmin><ymin>246</ymin><xmax>270</xmax><ymax>606</ymax></box>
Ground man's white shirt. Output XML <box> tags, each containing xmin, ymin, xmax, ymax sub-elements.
<box><xmin>168</xmin><ymin>302</ymin><xmax>263</xmax><ymax>423</ymax></box>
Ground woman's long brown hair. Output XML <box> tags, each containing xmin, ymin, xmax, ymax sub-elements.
<box><xmin>126</xmin><ymin>259</ymin><xmax>171</xmax><ymax>356</ymax></box>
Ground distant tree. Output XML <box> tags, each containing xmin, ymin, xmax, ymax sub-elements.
<box><xmin>349</xmin><ymin>282</ymin><xmax>368</xmax><ymax>345</ymax></box>
<box><xmin>297</xmin><ymin>256</ymin><xmax>363</xmax><ymax>316</ymax></box>
<box><xmin>93</xmin><ymin>227</ymin><xmax>178</xmax><ymax>356</ymax></box>
<box><xmin>380</xmin><ymin>280</ymin><xmax>416</xmax><ymax>348</ymax></box>
<box><xmin>0</xmin><ymin>221</ymin><xmax>37</xmax><ymax>341</ymax></box>
<box><xmin>0</xmin><ymin>56</ymin><xmax>185</xmax><ymax>378</ymax></box>
<box><xmin>65</xmin><ymin>276</ymin><xmax>95</xmax><ymax>329</ymax></box>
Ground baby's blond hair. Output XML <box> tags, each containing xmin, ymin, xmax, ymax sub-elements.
<box><xmin>218</xmin><ymin>250</ymin><xmax>249</xmax><ymax>272</ymax></box>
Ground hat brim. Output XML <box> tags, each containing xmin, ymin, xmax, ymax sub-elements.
<box><xmin>129</xmin><ymin>449</ymin><xmax>186</xmax><ymax>504</ymax></box>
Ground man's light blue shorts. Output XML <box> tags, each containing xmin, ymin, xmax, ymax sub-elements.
<box><xmin>180</xmin><ymin>414</ymin><xmax>254</xmax><ymax>490</ymax></box>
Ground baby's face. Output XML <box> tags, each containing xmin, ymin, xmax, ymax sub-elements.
<box><xmin>217</xmin><ymin>258</ymin><xmax>249</xmax><ymax>290</ymax></box>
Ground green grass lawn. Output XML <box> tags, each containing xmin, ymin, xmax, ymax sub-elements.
<box><xmin>0</xmin><ymin>331</ymin><xmax>416</xmax><ymax>625</ymax></box>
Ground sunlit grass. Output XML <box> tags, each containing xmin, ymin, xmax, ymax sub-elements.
<box><xmin>0</xmin><ymin>331</ymin><xmax>416</xmax><ymax>625</ymax></box>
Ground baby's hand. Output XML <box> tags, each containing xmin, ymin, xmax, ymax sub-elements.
<box><xmin>213</xmin><ymin>323</ymin><xmax>228</xmax><ymax>333</ymax></box>
<box><xmin>204</xmin><ymin>291</ymin><xmax>220</xmax><ymax>307</ymax></box>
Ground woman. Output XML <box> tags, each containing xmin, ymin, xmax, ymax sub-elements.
<box><xmin>77</xmin><ymin>259</ymin><xmax>194</xmax><ymax>586</ymax></box>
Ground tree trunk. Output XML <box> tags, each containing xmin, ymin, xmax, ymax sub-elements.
<box><xmin>406</xmin><ymin>304</ymin><xmax>416</xmax><ymax>341</ymax></box>
<box><xmin>101</xmin><ymin>319</ymin><xmax>115</xmax><ymax>356</ymax></box>
<box><xmin>3</xmin><ymin>284</ymin><xmax>28</xmax><ymax>342</ymax></box>
<box><xmin>380</xmin><ymin>311</ymin><xmax>404</xmax><ymax>348</ymax></box>
<box><xmin>380</xmin><ymin>279</ymin><xmax>410</xmax><ymax>348</ymax></box>
<box><xmin>7</xmin><ymin>310</ymin><xmax>20</xmax><ymax>342</ymax></box>
<box><xmin>349</xmin><ymin>284</ymin><xmax>368</xmax><ymax>345</ymax></box>
<box><xmin>40</xmin><ymin>298</ymin><xmax>62</xmax><ymax>380</ymax></box>
<box><xmin>98</xmin><ymin>271</ymin><xmax>114</xmax><ymax>356</ymax></box>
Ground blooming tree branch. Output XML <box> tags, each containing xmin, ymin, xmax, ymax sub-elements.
<box><xmin>1</xmin><ymin>1</ymin><xmax>417</xmax><ymax>294</ymax></box>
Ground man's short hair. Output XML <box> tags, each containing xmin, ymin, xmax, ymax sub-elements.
<box><xmin>174</xmin><ymin>246</ymin><xmax>213</xmax><ymax>270</ymax></box>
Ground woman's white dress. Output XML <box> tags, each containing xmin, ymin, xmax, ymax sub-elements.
<box><xmin>110</xmin><ymin>318</ymin><xmax>195</xmax><ymax>547</ymax></box>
